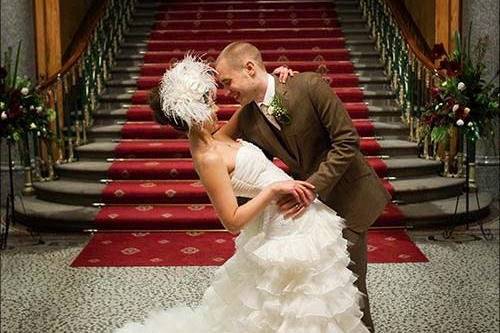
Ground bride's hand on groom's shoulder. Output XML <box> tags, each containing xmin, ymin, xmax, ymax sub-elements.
<box><xmin>272</xmin><ymin>66</ymin><xmax>299</xmax><ymax>84</ymax></box>
<box><xmin>269</xmin><ymin>180</ymin><xmax>315</xmax><ymax>219</ymax></box>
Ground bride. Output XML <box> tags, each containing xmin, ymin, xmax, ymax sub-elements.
<box><xmin>115</xmin><ymin>55</ymin><xmax>370</xmax><ymax>333</ymax></box>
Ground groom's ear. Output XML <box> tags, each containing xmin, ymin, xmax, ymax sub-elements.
<box><xmin>244</xmin><ymin>61</ymin><xmax>256</xmax><ymax>78</ymax></box>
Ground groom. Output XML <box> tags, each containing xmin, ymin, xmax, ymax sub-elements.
<box><xmin>215</xmin><ymin>42</ymin><xmax>391</xmax><ymax>332</ymax></box>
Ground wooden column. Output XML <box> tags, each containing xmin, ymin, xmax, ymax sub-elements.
<box><xmin>435</xmin><ymin>0</ymin><xmax>462</xmax><ymax>53</ymax></box>
<box><xmin>34</xmin><ymin>0</ymin><xmax>62</xmax><ymax>80</ymax></box>
<box><xmin>33</xmin><ymin>0</ymin><xmax>64</xmax><ymax>162</ymax></box>
<box><xmin>435</xmin><ymin>0</ymin><xmax>461</xmax><ymax>163</ymax></box>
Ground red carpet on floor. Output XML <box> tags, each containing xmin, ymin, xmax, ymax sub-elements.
<box><xmin>71</xmin><ymin>229</ymin><xmax>428</xmax><ymax>267</ymax></box>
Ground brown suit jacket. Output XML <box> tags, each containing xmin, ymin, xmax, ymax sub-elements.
<box><xmin>237</xmin><ymin>72</ymin><xmax>391</xmax><ymax>232</ymax></box>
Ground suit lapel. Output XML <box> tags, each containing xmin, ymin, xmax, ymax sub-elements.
<box><xmin>250</xmin><ymin>101</ymin><xmax>299</xmax><ymax>169</ymax></box>
<box><xmin>273</xmin><ymin>77</ymin><xmax>302</xmax><ymax>166</ymax></box>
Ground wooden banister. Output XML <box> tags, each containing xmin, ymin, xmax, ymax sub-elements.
<box><xmin>385</xmin><ymin>0</ymin><xmax>436</xmax><ymax>70</ymax></box>
<box><xmin>37</xmin><ymin>0</ymin><xmax>110</xmax><ymax>91</ymax></box>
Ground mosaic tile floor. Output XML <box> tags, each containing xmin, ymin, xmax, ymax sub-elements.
<box><xmin>1</xmin><ymin>216</ymin><xmax>499</xmax><ymax>333</ymax></box>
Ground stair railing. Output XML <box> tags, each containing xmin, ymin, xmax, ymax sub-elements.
<box><xmin>29</xmin><ymin>0</ymin><xmax>135</xmax><ymax>190</ymax></box>
<box><xmin>359</xmin><ymin>0</ymin><xmax>443</xmax><ymax>162</ymax></box>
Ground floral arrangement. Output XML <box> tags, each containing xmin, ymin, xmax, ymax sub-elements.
<box><xmin>0</xmin><ymin>42</ymin><xmax>54</xmax><ymax>142</ymax></box>
<box><xmin>419</xmin><ymin>30</ymin><xmax>499</xmax><ymax>143</ymax></box>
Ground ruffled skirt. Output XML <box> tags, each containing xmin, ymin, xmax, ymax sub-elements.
<box><xmin>115</xmin><ymin>201</ymin><xmax>370</xmax><ymax>333</ymax></box>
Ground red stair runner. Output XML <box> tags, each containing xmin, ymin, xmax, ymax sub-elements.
<box><xmin>95</xmin><ymin>0</ymin><xmax>405</xmax><ymax>230</ymax></box>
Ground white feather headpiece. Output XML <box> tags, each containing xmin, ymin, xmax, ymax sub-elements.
<box><xmin>159</xmin><ymin>54</ymin><xmax>217</xmax><ymax>128</ymax></box>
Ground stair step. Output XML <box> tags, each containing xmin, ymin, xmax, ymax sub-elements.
<box><xmin>75</xmin><ymin>137</ymin><xmax>412</xmax><ymax>160</ymax></box>
<box><xmin>124</xmin><ymin>27</ymin><xmax>370</xmax><ymax>41</ymax></box>
<box><xmin>14</xmin><ymin>192</ymin><xmax>492</xmax><ymax>231</ymax></box>
<box><xmin>110</xmin><ymin>60</ymin><xmax>382</xmax><ymax>76</ymax></box>
<box><xmin>105</xmin><ymin>74</ymin><xmax>388</xmax><ymax>90</ymax></box>
<box><xmin>34</xmin><ymin>179</ymin><xmax>106</xmax><ymax>206</ymax></box>
<box><xmin>398</xmin><ymin>192</ymin><xmax>493</xmax><ymax>226</ymax></box>
<box><xmin>132</xmin><ymin>9</ymin><xmax>363</xmax><ymax>21</ymax></box>
<box><xmin>130</xmin><ymin>17</ymin><xmax>366</xmax><ymax>29</ymax></box>
<box><xmin>391</xmin><ymin>176</ymin><xmax>465</xmax><ymax>203</ymax></box>
<box><xmin>32</xmin><ymin>173</ymin><xmax>465</xmax><ymax>207</ymax></box>
<box><xmin>86</xmin><ymin>120</ymin><xmax>407</xmax><ymax>141</ymax></box>
<box><xmin>62</xmin><ymin>153</ymin><xmax>440</xmax><ymax>180</ymax></box>
<box><xmin>134</xmin><ymin>0</ymin><xmax>358</xmax><ymax>10</ymax></box>
<box><xmin>115</xmin><ymin>49</ymin><xmax>379</xmax><ymax>63</ymax></box>
<box><xmin>92</xmin><ymin>103</ymin><xmax>399</xmax><ymax>123</ymax></box>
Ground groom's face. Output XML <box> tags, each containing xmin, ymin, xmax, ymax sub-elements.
<box><xmin>216</xmin><ymin>59</ymin><xmax>257</xmax><ymax>106</ymax></box>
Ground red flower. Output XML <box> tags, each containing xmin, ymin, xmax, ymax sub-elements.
<box><xmin>431</xmin><ymin>43</ymin><xmax>447</xmax><ymax>60</ymax></box>
<box><xmin>430</xmin><ymin>87</ymin><xmax>441</xmax><ymax>98</ymax></box>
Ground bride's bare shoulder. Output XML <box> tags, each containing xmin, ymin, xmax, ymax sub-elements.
<box><xmin>192</xmin><ymin>148</ymin><xmax>224</xmax><ymax>169</ymax></box>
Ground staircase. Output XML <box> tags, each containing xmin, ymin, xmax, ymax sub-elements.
<box><xmin>15</xmin><ymin>0</ymin><xmax>492</xmax><ymax>231</ymax></box>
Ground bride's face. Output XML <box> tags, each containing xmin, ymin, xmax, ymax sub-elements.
<box><xmin>203</xmin><ymin>94</ymin><xmax>221</xmax><ymax>134</ymax></box>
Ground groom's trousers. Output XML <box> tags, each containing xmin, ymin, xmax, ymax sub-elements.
<box><xmin>343</xmin><ymin>228</ymin><xmax>374</xmax><ymax>333</ymax></box>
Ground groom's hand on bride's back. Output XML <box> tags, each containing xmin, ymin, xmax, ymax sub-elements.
<box><xmin>272</xmin><ymin>66</ymin><xmax>298</xmax><ymax>84</ymax></box>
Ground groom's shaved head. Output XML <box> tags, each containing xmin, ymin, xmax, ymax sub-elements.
<box><xmin>216</xmin><ymin>42</ymin><xmax>265</xmax><ymax>70</ymax></box>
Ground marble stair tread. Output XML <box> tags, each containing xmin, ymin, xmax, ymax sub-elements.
<box><xmin>105</xmin><ymin>75</ymin><xmax>389</xmax><ymax>89</ymax></box>
<box><xmin>32</xmin><ymin>176</ymin><xmax>463</xmax><ymax>208</ymax></box>
<box><xmin>130</xmin><ymin>17</ymin><xmax>366</xmax><ymax>28</ymax></box>
<box><xmin>110</xmin><ymin>61</ymin><xmax>382</xmax><ymax>75</ymax></box>
<box><xmin>14</xmin><ymin>192</ymin><xmax>492</xmax><ymax>231</ymax></box>
<box><xmin>34</xmin><ymin>179</ymin><xmax>106</xmax><ymax>196</ymax></box>
<box><xmin>377</xmin><ymin>139</ymin><xmax>416</xmax><ymax>149</ymax></box>
<box><xmin>134</xmin><ymin>0</ymin><xmax>358</xmax><ymax>8</ymax></box>
<box><xmin>91</xmin><ymin>104</ymin><xmax>400</xmax><ymax>119</ymax></box>
<box><xmin>384</xmin><ymin>157</ymin><xmax>441</xmax><ymax>170</ymax></box>
<box><xmin>391</xmin><ymin>176</ymin><xmax>464</xmax><ymax>193</ymax></box>
<box><xmin>120</xmin><ymin>40</ymin><xmax>377</xmax><ymax>50</ymax></box>
<box><xmin>76</xmin><ymin>142</ymin><xmax>119</xmax><ymax>153</ymax></box>
<box><xmin>86</xmin><ymin>121</ymin><xmax>407</xmax><ymax>138</ymax></box>
<box><xmin>399</xmin><ymin>192</ymin><xmax>492</xmax><ymax>225</ymax></box>
<box><xmin>14</xmin><ymin>196</ymin><xmax>98</xmax><ymax>224</ymax></box>
<box><xmin>55</xmin><ymin>155</ymin><xmax>441</xmax><ymax>181</ymax></box>
<box><xmin>123</xmin><ymin>28</ymin><xmax>370</xmax><ymax>40</ymax></box>
<box><xmin>98</xmin><ymin>89</ymin><xmax>392</xmax><ymax>103</ymax></box>
<box><xmin>55</xmin><ymin>160</ymin><xmax>112</xmax><ymax>173</ymax></box>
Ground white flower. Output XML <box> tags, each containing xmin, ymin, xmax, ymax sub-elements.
<box><xmin>0</xmin><ymin>102</ymin><xmax>4</xmax><ymax>110</ymax></box>
<box><xmin>434</xmin><ymin>104</ymin><xmax>440</xmax><ymax>111</ymax></box>
<box><xmin>21</xmin><ymin>87</ymin><xmax>29</xmax><ymax>95</ymax></box>
<box><xmin>468</xmin><ymin>121</ymin><xmax>474</xmax><ymax>127</ymax></box>
<box><xmin>1</xmin><ymin>112</ymin><xmax>7</xmax><ymax>120</ymax></box>
<box><xmin>36</xmin><ymin>106</ymin><xmax>43</xmax><ymax>113</ymax></box>
<box><xmin>464</xmin><ymin>107</ymin><xmax>470</xmax><ymax>115</ymax></box>
<box><xmin>456</xmin><ymin>119</ymin><xmax>464</xmax><ymax>126</ymax></box>
<box><xmin>458</xmin><ymin>82</ymin><xmax>466</xmax><ymax>91</ymax></box>
<box><xmin>441</xmin><ymin>81</ymin><xmax>447</xmax><ymax>87</ymax></box>
<box><xmin>36</xmin><ymin>131</ymin><xmax>41</xmax><ymax>136</ymax></box>
<box><xmin>452</xmin><ymin>104</ymin><xmax>459</xmax><ymax>112</ymax></box>
<box><xmin>29</xmin><ymin>123</ymin><xmax>37</xmax><ymax>129</ymax></box>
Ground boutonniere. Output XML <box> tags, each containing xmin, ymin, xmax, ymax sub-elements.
<box><xmin>268</xmin><ymin>94</ymin><xmax>291</xmax><ymax>125</ymax></box>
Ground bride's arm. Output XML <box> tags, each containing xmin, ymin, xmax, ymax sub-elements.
<box><xmin>196</xmin><ymin>152</ymin><xmax>275</xmax><ymax>234</ymax></box>
<box><xmin>195</xmin><ymin>152</ymin><xmax>314</xmax><ymax>234</ymax></box>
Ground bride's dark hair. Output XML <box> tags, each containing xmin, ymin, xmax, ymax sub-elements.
<box><xmin>148</xmin><ymin>86</ymin><xmax>189</xmax><ymax>132</ymax></box>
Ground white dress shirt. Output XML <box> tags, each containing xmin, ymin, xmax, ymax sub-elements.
<box><xmin>256</xmin><ymin>73</ymin><xmax>281</xmax><ymax>130</ymax></box>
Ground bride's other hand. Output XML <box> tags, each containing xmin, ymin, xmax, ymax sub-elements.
<box><xmin>270</xmin><ymin>180</ymin><xmax>315</xmax><ymax>218</ymax></box>
<box><xmin>272</xmin><ymin>66</ymin><xmax>298</xmax><ymax>84</ymax></box>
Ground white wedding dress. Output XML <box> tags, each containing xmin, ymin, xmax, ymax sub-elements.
<box><xmin>115</xmin><ymin>139</ymin><xmax>370</xmax><ymax>333</ymax></box>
